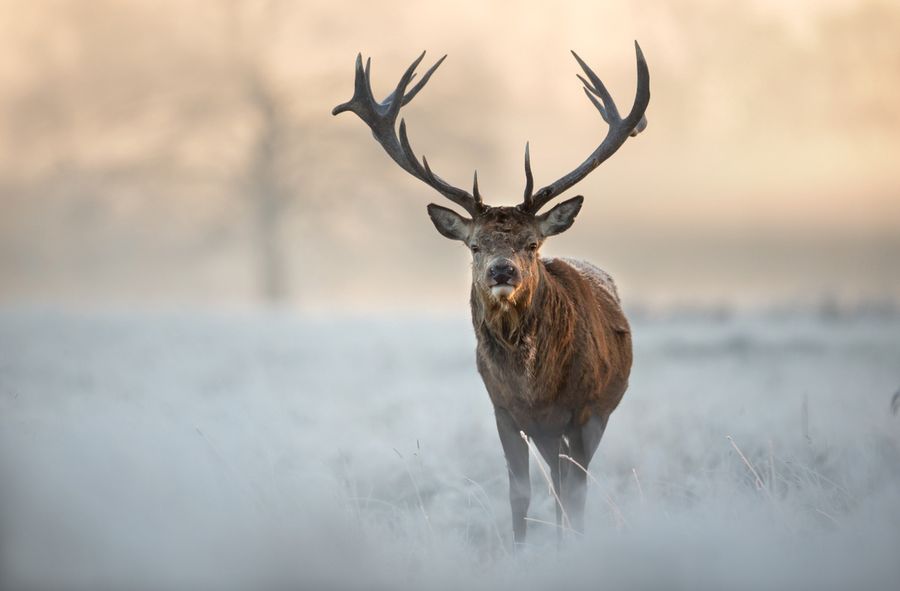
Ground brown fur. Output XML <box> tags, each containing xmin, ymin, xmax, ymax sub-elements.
<box><xmin>472</xmin><ymin>257</ymin><xmax>632</xmax><ymax>436</ymax></box>
<box><xmin>476</xmin><ymin>282</ymin><xmax>534</xmax><ymax>348</ymax></box>
<box><xmin>430</xmin><ymin>203</ymin><xmax>633</xmax><ymax>538</ymax></box>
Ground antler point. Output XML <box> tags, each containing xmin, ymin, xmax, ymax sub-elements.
<box><xmin>337</xmin><ymin>51</ymin><xmax>481</xmax><ymax>216</ymax></box>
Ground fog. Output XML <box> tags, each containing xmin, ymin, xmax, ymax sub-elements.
<box><xmin>2</xmin><ymin>309</ymin><xmax>899</xmax><ymax>589</ymax></box>
<box><xmin>2</xmin><ymin>1</ymin><xmax>900</xmax><ymax>589</ymax></box>
<box><xmin>1</xmin><ymin>0</ymin><xmax>898</xmax><ymax>310</ymax></box>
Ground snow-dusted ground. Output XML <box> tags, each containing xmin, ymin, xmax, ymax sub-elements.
<box><xmin>1</xmin><ymin>308</ymin><xmax>899</xmax><ymax>590</ymax></box>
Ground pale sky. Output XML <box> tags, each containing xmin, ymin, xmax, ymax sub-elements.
<box><xmin>0</xmin><ymin>0</ymin><xmax>898</xmax><ymax>310</ymax></box>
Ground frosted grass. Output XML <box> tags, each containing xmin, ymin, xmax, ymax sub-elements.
<box><xmin>1</xmin><ymin>308</ymin><xmax>898</xmax><ymax>590</ymax></box>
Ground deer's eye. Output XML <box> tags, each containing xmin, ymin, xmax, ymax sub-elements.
<box><xmin>527</xmin><ymin>242</ymin><xmax>539</xmax><ymax>252</ymax></box>
<box><xmin>470</xmin><ymin>244</ymin><xmax>480</xmax><ymax>253</ymax></box>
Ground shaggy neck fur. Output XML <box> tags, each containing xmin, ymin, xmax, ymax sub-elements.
<box><xmin>471</xmin><ymin>258</ymin><xmax>629</xmax><ymax>406</ymax></box>
<box><xmin>472</xmin><ymin>264</ymin><xmax>540</xmax><ymax>348</ymax></box>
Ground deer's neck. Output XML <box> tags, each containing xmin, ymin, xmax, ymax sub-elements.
<box><xmin>471</xmin><ymin>260</ymin><xmax>579</xmax><ymax>401</ymax></box>
<box><xmin>471</xmin><ymin>261</ymin><xmax>569</xmax><ymax>350</ymax></box>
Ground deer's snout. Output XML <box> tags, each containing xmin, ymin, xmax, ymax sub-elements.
<box><xmin>487</xmin><ymin>259</ymin><xmax>520</xmax><ymax>286</ymax></box>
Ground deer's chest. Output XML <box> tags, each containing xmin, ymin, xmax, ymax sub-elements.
<box><xmin>475</xmin><ymin>339</ymin><xmax>573</xmax><ymax>436</ymax></box>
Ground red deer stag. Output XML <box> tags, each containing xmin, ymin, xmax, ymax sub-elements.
<box><xmin>333</xmin><ymin>43</ymin><xmax>650</xmax><ymax>543</ymax></box>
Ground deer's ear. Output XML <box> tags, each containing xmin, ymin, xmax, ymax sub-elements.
<box><xmin>427</xmin><ymin>203</ymin><xmax>472</xmax><ymax>242</ymax></box>
<box><xmin>537</xmin><ymin>195</ymin><xmax>584</xmax><ymax>237</ymax></box>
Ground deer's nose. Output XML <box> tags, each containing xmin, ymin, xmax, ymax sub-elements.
<box><xmin>488</xmin><ymin>260</ymin><xmax>518</xmax><ymax>285</ymax></box>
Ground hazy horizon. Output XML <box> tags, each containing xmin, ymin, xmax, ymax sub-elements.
<box><xmin>1</xmin><ymin>0</ymin><xmax>899</xmax><ymax>311</ymax></box>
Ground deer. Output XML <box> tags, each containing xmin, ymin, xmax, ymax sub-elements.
<box><xmin>333</xmin><ymin>43</ymin><xmax>650</xmax><ymax>544</ymax></box>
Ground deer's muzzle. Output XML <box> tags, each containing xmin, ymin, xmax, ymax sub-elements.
<box><xmin>487</xmin><ymin>258</ymin><xmax>521</xmax><ymax>299</ymax></box>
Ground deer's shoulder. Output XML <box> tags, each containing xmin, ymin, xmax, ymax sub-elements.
<box><xmin>542</xmin><ymin>257</ymin><xmax>621</xmax><ymax>303</ymax></box>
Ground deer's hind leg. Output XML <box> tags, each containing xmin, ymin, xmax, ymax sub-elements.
<box><xmin>561</xmin><ymin>414</ymin><xmax>609</xmax><ymax>533</ymax></box>
<box><xmin>533</xmin><ymin>435</ymin><xmax>570</xmax><ymax>537</ymax></box>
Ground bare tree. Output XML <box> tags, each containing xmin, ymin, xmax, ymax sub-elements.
<box><xmin>244</xmin><ymin>70</ymin><xmax>290</xmax><ymax>302</ymax></box>
<box><xmin>224</xmin><ymin>0</ymin><xmax>294</xmax><ymax>303</ymax></box>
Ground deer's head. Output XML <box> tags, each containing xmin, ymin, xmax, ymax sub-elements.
<box><xmin>333</xmin><ymin>45</ymin><xmax>650</xmax><ymax>308</ymax></box>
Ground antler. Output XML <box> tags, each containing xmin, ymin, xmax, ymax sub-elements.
<box><xmin>332</xmin><ymin>52</ymin><xmax>485</xmax><ymax>217</ymax></box>
<box><xmin>521</xmin><ymin>41</ymin><xmax>650</xmax><ymax>214</ymax></box>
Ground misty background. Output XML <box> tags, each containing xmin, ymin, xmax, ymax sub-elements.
<box><xmin>2</xmin><ymin>0</ymin><xmax>898</xmax><ymax>312</ymax></box>
<box><xmin>2</xmin><ymin>2</ymin><xmax>900</xmax><ymax>590</ymax></box>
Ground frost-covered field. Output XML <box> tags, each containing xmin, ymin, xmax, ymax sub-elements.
<box><xmin>1</xmin><ymin>308</ymin><xmax>899</xmax><ymax>591</ymax></box>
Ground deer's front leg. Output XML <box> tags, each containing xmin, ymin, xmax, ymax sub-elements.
<box><xmin>533</xmin><ymin>435</ymin><xmax>567</xmax><ymax>539</ymax></box>
<box><xmin>494</xmin><ymin>406</ymin><xmax>530</xmax><ymax>545</ymax></box>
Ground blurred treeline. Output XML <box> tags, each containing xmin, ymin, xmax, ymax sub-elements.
<box><xmin>1</xmin><ymin>0</ymin><xmax>898</xmax><ymax>310</ymax></box>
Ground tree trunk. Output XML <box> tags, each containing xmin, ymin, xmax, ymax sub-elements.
<box><xmin>247</xmin><ymin>74</ymin><xmax>289</xmax><ymax>304</ymax></box>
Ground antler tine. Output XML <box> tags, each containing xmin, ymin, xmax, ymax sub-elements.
<box><xmin>397</xmin><ymin>119</ymin><xmax>482</xmax><ymax>215</ymax></box>
<box><xmin>332</xmin><ymin>54</ymin><xmax>374</xmax><ymax>122</ymax></box>
<box><xmin>421</xmin><ymin>155</ymin><xmax>483</xmax><ymax>213</ymax></box>
<box><xmin>364</xmin><ymin>57</ymin><xmax>373</xmax><ymax>100</ymax></box>
<box><xmin>333</xmin><ymin>52</ymin><xmax>484</xmax><ymax>217</ymax></box>
<box><xmin>381</xmin><ymin>54</ymin><xmax>446</xmax><ymax>109</ymax></box>
<box><xmin>397</xmin><ymin>118</ymin><xmax>427</xmax><ymax>176</ymax></box>
<box><xmin>571</xmin><ymin>51</ymin><xmax>619</xmax><ymax>121</ymax></box>
<box><xmin>521</xmin><ymin>142</ymin><xmax>534</xmax><ymax>210</ymax></box>
<box><xmin>581</xmin><ymin>84</ymin><xmax>609</xmax><ymax>124</ymax></box>
<box><xmin>402</xmin><ymin>55</ymin><xmax>446</xmax><ymax>106</ymax></box>
<box><xmin>384</xmin><ymin>51</ymin><xmax>426</xmax><ymax>121</ymax></box>
<box><xmin>523</xmin><ymin>42</ymin><xmax>650</xmax><ymax>214</ymax></box>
